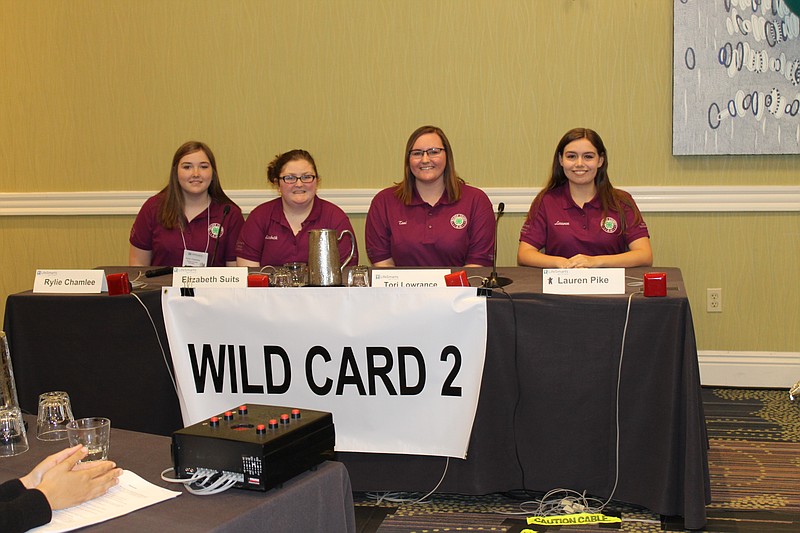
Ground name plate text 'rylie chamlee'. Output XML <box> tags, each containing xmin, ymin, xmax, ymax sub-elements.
<box><xmin>371</xmin><ymin>269</ymin><xmax>451</xmax><ymax>288</ymax></box>
<box><xmin>33</xmin><ymin>270</ymin><xmax>107</xmax><ymax>294</ymax></box>
<box><xmin>542</xmin><ymin>268</ymin><xmax>625</xmax><ymax>295</ymax></box>
<box><xmin>172</xmin><ymin>267</ymin><xmax>248</xmax><ymax>288</ymax></box>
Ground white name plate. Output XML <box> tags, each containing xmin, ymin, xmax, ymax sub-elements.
<box><xmin>172</xmin><ymin>267</ymin><xmax>248</xmax><ymax>288</ymax></box>
<box><xmin>34</xmin><ymin>270</ymin><xmax>107</xmax><ymax>294</ymax></box>
<box><xmin>542</xmin><ymin>268</ymin><xmax>625</xmax><ymax>295</ymax></box>
<box><xmin>372</xmin><ymin>269</ymin><xmax>451</xmax><ymax>288</ymax></box>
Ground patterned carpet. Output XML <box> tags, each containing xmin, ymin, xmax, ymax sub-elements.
<box><xmin>353</xmin><ymin>387</ymin><xmax>800</xmax><ymax>532</ymax></box>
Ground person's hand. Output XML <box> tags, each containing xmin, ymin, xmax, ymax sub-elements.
<box><xmin>29</xmin><ymin>446</ymin><xmax>122</xmax><ymax>510</ymax></box>
<box><xmin>20</xmin><ymin>444</ymin><xmax>84</xmax><ymax>489</ymax></box>
<box><xmin>565</xmin><ymin>254</ymin><xmax>598</xmax><ymax>268</ymax></box>
<box><xmin>551</xmin><ymin>257</ymin><xmax>573</xmax><ymax>269</ymax></box>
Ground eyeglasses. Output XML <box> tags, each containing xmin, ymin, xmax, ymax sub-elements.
<box><xmin>279</xmin><ymin>174</ymin><xmax>317</xmax><ymax>184</ymax></box>
<box><xmin>408</xmin><ymin>147</ymin><xmax>446</xmax><ymax>159</ymax></box>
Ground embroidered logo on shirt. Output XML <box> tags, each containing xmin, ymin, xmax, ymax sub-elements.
<box><xmin>450</xmin><ymin>214</ymin><xmax>468</xmax><ymax>229</ymax></box>
<box><xmin>265</xmin><ymin>235</ymin><xmax>278</xmax><ymax>240</ymax></box>
<box><xmin>601</xmin><ymin>217</ymin><xmax>618</xmax><ymax>234</ymax></box>
<box><xmin>209</xmin><ymin>223</ymin><xmax>223</xmax><ymax>239</ymax></box>
<box><xmin>554</xmin><ymin>221</ymin><xmax>570</xmax><ymax>226</ymax></box>
<box><xmin>398</xmin><ymin>220</ymin><xmax>408</xmax><ymax>225</ymax></box>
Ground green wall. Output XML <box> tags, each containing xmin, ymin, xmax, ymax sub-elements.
<box><xmin>1</xmin><ymin>1</ymin><xmax>799</xmax><ymax>352</ymax></box>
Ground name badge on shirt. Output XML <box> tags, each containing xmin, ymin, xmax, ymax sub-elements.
<box><xmin>371</xmin><ymin>269</ymin><xmax>450</xmax><ymax>288</ymax></box>
<box><xmin>542</xmin><ymin>268</ymin><xmax>625</xmax><ymax>295</ymax></box>
<box><xmin>34</xmin><ymin>270</ymin><xmax>107</xmax><ymax>293</ymax></box>
<box><xmin>173</xmin><ymin>267</ymin><xmax>248</xmax><ymax>288</ymax></box>
<box><xmin>182</xmin><ymin>250</ymin><xmax>208</xmax><ymax>267</ymax></box>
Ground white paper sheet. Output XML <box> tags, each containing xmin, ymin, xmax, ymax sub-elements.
<box><xmin>30</xmin><ymin>470</ymin><xmax>181</xmax><ymax>532</ymax></box>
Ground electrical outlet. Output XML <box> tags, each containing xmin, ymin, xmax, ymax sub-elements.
<box><xmin>707</xmin><ymin>288</ymin><xmax>722</xmax><ymax>313</ymax></box>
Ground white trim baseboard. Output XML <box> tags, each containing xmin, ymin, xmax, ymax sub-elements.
<box><xmin>1</xmin><ymin>185</ymin><xmax>800</xmax><ymax>216</ymax></box>
<box><xmin>698</xmin><ymin>350</ymin><xmax>800</xmax><ymax>388</ymax></box>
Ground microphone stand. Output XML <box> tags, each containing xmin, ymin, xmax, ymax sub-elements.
<box><xmin>482</xmin><ymin>202</ymin><xmax>512</xmax><ymax>289</ymax></box>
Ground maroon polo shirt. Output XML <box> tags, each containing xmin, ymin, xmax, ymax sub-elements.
<box><xmin>519</xmin><ymin>184</ymin><xmax>649</xmax><ymax>258</ymax></box>
<box><xmin>365</xmin><ymin>183</ymin><xmax>495</xmax><ymax>267</ymax></box>
<box><xmin>235</xmin><ymin>197</ymin><xmax>358</xmax><ymax>267</ymax></box>
<box><xmin>130</xmin><ymin>194</ymin><xmax>244</xmax><ymax>267</ymax></box>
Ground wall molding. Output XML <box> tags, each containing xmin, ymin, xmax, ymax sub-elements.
<box><xmin>698</xmin><ymin>350</ymin><xmax>800</xmax><ymax>388</ymax></box>
<box><xmin>2</xmin><ymin>185</ymin><xmax>800</xmax><ymax>216</ymax></box>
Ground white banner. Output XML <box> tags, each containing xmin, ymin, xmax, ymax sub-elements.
<box><xmin>162</xmin><ymin>287</ymin><xmax>488</xmax><ymax>458</ymax></box>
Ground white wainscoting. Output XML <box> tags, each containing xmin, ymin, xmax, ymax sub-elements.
<box><xmin>2</xmin><ymin>185</ymin><xmax>800</xmax><ymax>216</ymax></box>
<box><xmin>699</xmin><ymin>351</ymin><xmax>800</xmax><ymax>389</ymax></box>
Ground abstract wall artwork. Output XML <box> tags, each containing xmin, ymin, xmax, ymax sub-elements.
<box><xmin>673</xmin><ymin>0</ymin><xmax>800</xmax><ymax>155</ymax></box>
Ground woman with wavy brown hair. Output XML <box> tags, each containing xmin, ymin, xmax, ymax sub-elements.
<box><xmin>129</xmin><ymin>141</ymin><xmax>244</xmax><ymax>267</ymax></box>
<box><xmin>517</xmin><ymin>128</ymin><xmax>652</xmax><ymax>268</ymax></box>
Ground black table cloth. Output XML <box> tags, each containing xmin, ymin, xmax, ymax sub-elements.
<box><xmin>3</xmin><ymin>266</ymin><xmax>710</xmax><ymax>528</ymax></box>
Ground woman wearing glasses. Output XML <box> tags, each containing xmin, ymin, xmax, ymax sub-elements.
<box><xmin>236</xmin><ymin>149</ymin><xmax>358</xmax><ymax>267</ymax></box>
<box><xmin>365</xmin><ymin>125</ymin><xmax>495</xmax><ymax>267</ymax></box>
<box><xmin>517</xmin><ymin>128</ymin><xmax>652</xmax><ymax>268</ymax></box>
<box><xmin>129</xmin><ymin>141</ymin><xmax>244</xmax><ymax>267</ymax></box>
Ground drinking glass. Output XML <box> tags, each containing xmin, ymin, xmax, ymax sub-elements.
<box><xmin>347</xmin><ymin>266</ymin><xmax>371</xmax><ymax>287</ymax></box>
<box><xmin>283</xmin><ymin>262</ymin><xmax>308</xmax><ymax>287</ymax></box>
<box><xmin>271</xmin><ymin>268</ymin><xmax>292</xmax><ymax>287</ymax></box>
<box><xmin>0</xmin><ymin>407</ymin><xmax>28</xmax><ymax>457</ymax></box>
<box><xmin>36</xmin><ymin>391</ymin><xmax>74</xmax><ymax>441</ymax></box>
<box><xmin>67</xmin><ymin>417</ymin><xmax>111</xmax><ymax>462</ymax></box>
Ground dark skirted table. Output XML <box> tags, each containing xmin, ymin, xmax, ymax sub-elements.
<box><xmin>0</xmin><ymin>415</ymin><xmax>355</xmax><ymax>532</ymax></box>
<box><xmin>3</xmin><ymin>266</ymin><xmax>710</xmax><ymax>528</ymax></box>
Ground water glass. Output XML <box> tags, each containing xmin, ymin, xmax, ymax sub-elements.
<box><xmin>271</xmin><ymin>268</ymin><xmax>292</xmax><ymax>287</ymax></box>
<box><xmin>0</xmin><ymin>407</ymin><xmax>29</xmax><ymax>457</ymax></box>
<box><xmin>36</xmin><ymin>391</ymin><xmax>74</xmax><ymax>441</ymax></box>
<box><xmin>347</xmin><ymin>266</ymin><xmax>371</xmax><ymax>287</ymax></box>
<box><xmin>67</xmin><ymin>417</ymin><xmax>111</xmax><ymax>462</ymax></box>
<box><xmin>283</xmin><ymin>262</ymin><xmax>308</xmax><ymax>287</ymax></box>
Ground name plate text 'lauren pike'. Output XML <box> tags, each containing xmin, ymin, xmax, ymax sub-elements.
<box><xmin>542</xmin><ymin>268</ymin><xmax>625</xmax><ymax>295</ymax></box>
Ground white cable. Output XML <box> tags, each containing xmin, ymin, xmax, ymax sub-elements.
<box><xmin>161</xmin><ymin>467</ymin><xmax>241</xmax><ymax>495</ymax></box>
<box><xmin>160</xmin><ymin>467</ymin><xmax>203</xmax><ymax>485</ymax></box>
<box><xmin>598</xmin><ymin>290</ymin><xmax>636</xmax><ymax>511</ymax></box>
<box><xmin>366</xmin><ymin>457</ymin><xmax>450</xmax><ymax>505</ymax></box>
<box><xmin>130</xmin><ymin>291</ymin><xmax>179</xmax><ymax>396</ymax></box>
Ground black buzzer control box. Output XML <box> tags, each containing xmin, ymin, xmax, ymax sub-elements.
<box><xmin>171</xmin><ymin>404</ymin><xmax>335</xmax><ymax>491</ymax></box>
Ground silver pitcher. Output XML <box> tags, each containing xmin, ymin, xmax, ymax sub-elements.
<box><xmin>308</xmin><ymin>229</ymin><xmax>355</xmax><ymax>286</ymax></box>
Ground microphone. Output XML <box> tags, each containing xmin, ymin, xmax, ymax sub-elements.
<box><xmin>482</xmin><ymin>202</ymin><xmax>512</xmax><ymax>289</ymax></box>
<box><xmin>209</xmin><ymin>204</ymin><xmax>231</xmax><ymax>267</ymax></box>
<box><xmin>145</xmin><ymin>266</ymin><xmax>173</xmax><ymax>278</ymax></box>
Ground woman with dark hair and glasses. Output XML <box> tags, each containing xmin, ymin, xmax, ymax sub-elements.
<box><xmin>518</xmin><ymin>128</ymin><xmax>652</xmax><ymax>268</ymax></box>
<box><xmin>365</xmin><ymin>125</ymin><xmax>495</xmax><ymax>267</ymax></box>
<box><xmin>236</xmin><ymin>149</ymin><xmax>358</xmax><ymax>267</ymax></box>
<box><xmin>129</xmin><ymin>141</ymin><xmax>244</xmax><ymax>267</ymax></box>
